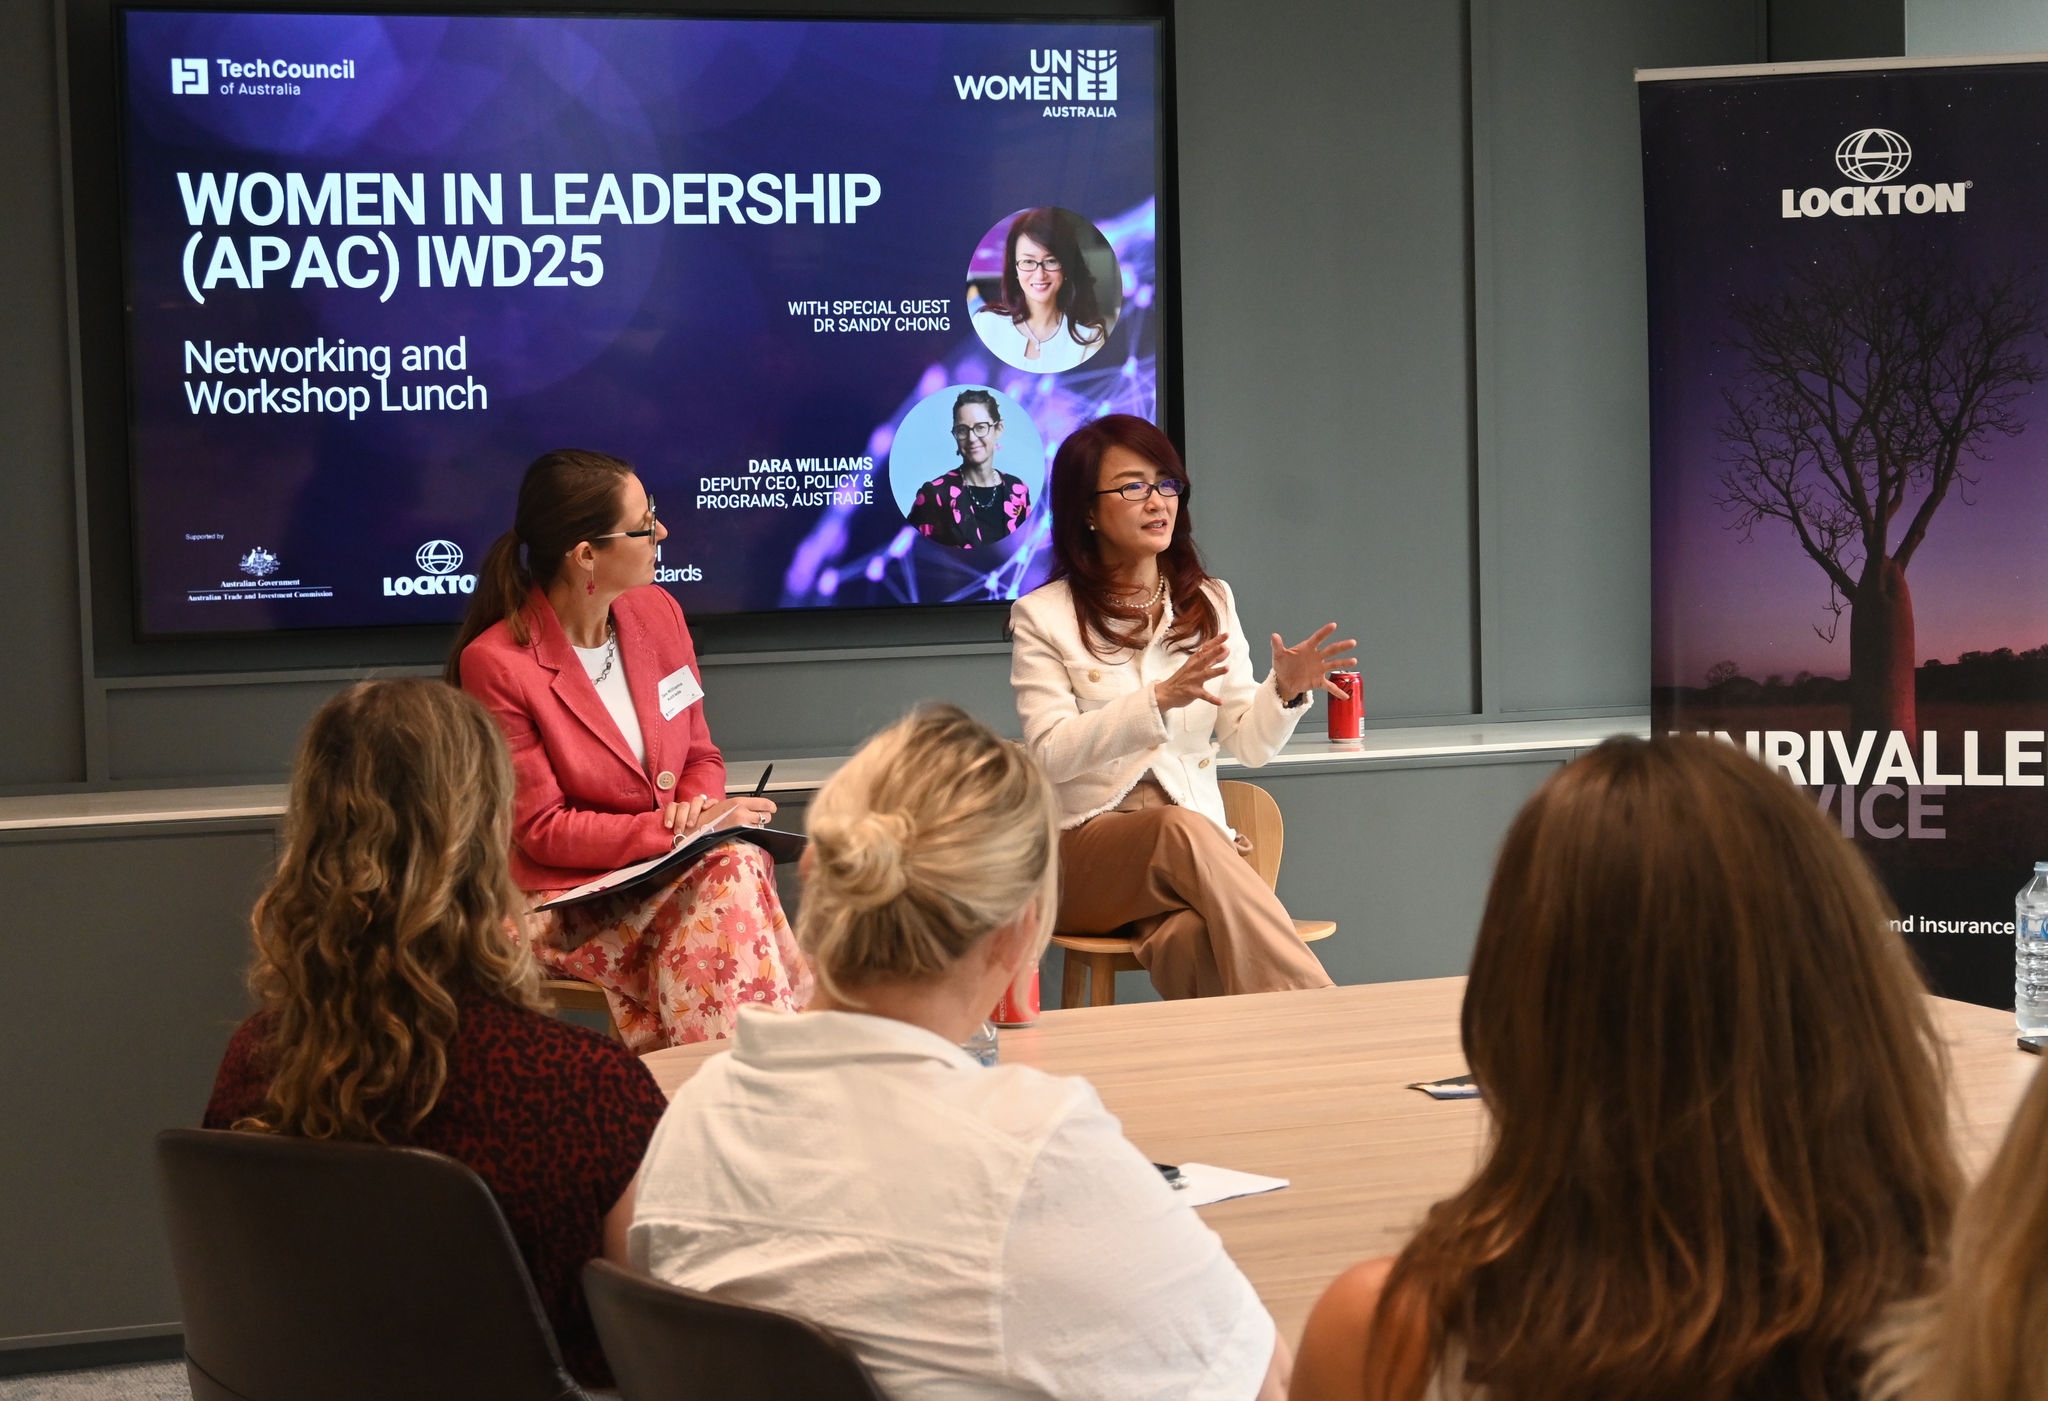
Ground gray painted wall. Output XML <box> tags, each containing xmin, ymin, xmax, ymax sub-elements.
<box><xmin>1908</xmin><ymin>0</ymin><xmax>2048</xmax><ymax>54</ymax></box>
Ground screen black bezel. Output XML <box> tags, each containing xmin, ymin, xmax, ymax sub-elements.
<box><xmin>66</xmin><ymin>0</ymin><xmax>1181</xmax><ymax>670</ymax></box>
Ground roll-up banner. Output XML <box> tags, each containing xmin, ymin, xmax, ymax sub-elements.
<box><xmin>1641</xmin><ymin>56</ymin><xmax>2048</xmax><ymax>1006</ymax></box>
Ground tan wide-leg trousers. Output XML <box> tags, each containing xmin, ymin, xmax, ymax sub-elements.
<box><xmin>1057</xmin><ymin>785</ymin><xmax>1333</xmax><ymax>1000</ymax></box>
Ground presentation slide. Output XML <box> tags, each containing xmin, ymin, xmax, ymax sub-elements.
<box><xmin>121</xmin><ymin>11</ymin><xmax>1164</xmax><ymax>634</ymax></box>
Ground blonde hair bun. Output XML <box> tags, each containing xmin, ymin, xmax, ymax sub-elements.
<box><xmin>799</xmin><ymin>704</ymin><xmax>1058</xmax><ymax>1002</ymax></box>
<box><xmin>818</xmin><ymin>810</ymin><xmax>914</xmax><ymax>909</ymax></box>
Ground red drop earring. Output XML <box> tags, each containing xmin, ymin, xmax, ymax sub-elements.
<box><xmin>586</xmin><ymin>566</ymin><xmax>596</xmax><ymax>596</ymax></box>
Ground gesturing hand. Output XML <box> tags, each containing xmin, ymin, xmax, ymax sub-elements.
<box><xmin>1154</xmin><ymin>635</ymin><xmax>1231</xmax><ymax>713</ymax></box>
<box><xmin>1270</xmin><ymin>624</ymin><xmax>1358</xmax><ymax>702</ymax></box>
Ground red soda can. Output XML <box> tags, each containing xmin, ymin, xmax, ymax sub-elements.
<box><xmin>1326</xmin><ymin>671</ymin><xmax>1364</xmax><ymax>741</ymax></box>
<box><xmin>991</xmin><ymin>968</ymin><xmax>1040</xmax><ymax>1027</ymax></box>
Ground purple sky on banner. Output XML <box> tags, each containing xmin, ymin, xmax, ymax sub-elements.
<box><xmin>1643</xmin><ymin>64</ymin><xmax>2048</xmax><ymax>687</ymax></box>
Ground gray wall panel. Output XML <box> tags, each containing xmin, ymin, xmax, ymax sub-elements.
<box><xmin>1473</xmin><ymin>0</ymin><xmax>1754</xmax><ymax>716</ymax></box>
<box><xmin>1176</xmin><ymin>0</ymin><xmax>1477</xmax><ymax>722</ymax></box>
<box><xmin>0</xmin><ymin>0</ymin><xmax>87</xmax><ymax>787</ymax></box>
<box><xmin>1907</xmin><ymin>0</ymin><xmax>2048</xmax><ymax>54</ymax></box>
<box><xmin>105</xmin><ymin>682</ymin><xmax>352</xmax><ymax>783</ymax></box>
<box><xmin>0</xmin><ymin>825</ymin><xmax>273</xmax><ymax>1346</ymax></box>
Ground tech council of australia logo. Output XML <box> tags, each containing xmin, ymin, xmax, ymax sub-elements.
<box><xmin>953</xmin><ymin>47</ymin><xmax>1118</xmax><ymax>118</ymax></box>
<box><xmin>1781</xmin><ymin>126</ymin><xmax>1970</xmax><ymax>219</ymax></box>
<box><xmin>173</xmin><ymin>52</ymin><xmax>358</xmax><ymax>97</ymax></box>
<box><xmin>386</xmin><ymin>539</ymin><xmax>476</xmax><ymax>597</ymax></box>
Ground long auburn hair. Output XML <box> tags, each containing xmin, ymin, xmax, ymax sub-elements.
<box><xmin>444</xmin><ymin>449</ymin><xmax>634</xmax><ymax>684</ymax></box>
<box><xmin>1046</xmin><ymin>414</ymin><xmax>1217</xmax><ymax>658</ymax></box>
<box><xmin>1366</xmin><ymin>736</ymin><xmax>1957</xmax><ymax>1401</ymax></box>
<box><xmin>1865</xmin><ymin>1058</ymin><xmax>2048</xmax><ymax>1401</ymax></box>
<box><xmin>238</xmin><ymin>679</ymin><xmax>544</xmax><ymax>1143</ymax></box>
<box><xmin>990</xmin><ymin>207</ymin><xmax>1107</xmax><ymax>348</ymax></box>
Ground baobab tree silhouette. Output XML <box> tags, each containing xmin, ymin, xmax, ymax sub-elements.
<box><xmin>1715</xmin><ymin>231</ymin><xmax>2045</xmax><ymax>738</ymax></box>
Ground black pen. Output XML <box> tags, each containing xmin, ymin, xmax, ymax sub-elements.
<box><xmin>751</xmin><ymin>763</ymin><xmax>774</xmax><ymax>798</ymax></box>
<box><xmin>1152</xmin><ymin>1162</ymin><xmax>1186</xmax><ymax>1189</ymax></box>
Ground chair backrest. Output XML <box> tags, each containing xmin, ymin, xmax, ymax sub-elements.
<box><xmin>1219</xmin><ymin>780</ymin><xmax>1284</xmax><ymax>890</ymax></box>
<box><xmin>583</xmin><ymin>1259</ymin><xmax>888</xmax><ymax>1401</ymax></box>
<box><xmin>156</xmin><ymin>1128</ymin><xmax>586</xmax><ymax>1401</ymax></box>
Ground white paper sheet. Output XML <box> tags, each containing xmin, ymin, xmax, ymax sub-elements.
<box><xmin>1172</xmin><ymin>1162</ymin><xmax>1290</xmax><ymax>1207</ymax></box>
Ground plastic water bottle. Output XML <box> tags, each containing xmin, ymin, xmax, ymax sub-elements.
<box><xmin>2017</xmin><ymin>863</ymin><xmax>2048</xmax><ymax>1033</ymax></box>
<box><xmin>962</xmin><ymin>1019</ymin><xmax>1000</xmax><ymax>1067</ymax></box>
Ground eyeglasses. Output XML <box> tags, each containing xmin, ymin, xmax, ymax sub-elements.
<box><xmin>592</xmin><ymin>496</ymin><xmax>659</xmax><ymax>541</ymax></box>
<box><xmin>950</xmin><ymin>422</ymin><xmax>1000</xmax><ymax>441</ymax></box>
<box><xmin>1095</xmin><ymin>479</ymin><xmax>1185</xmax><ymax>502</ymax></box>
<box><xmin>1015</xmin><ymin>256</ymin><xmax>1063</xmax><ymax>274</ymax></box>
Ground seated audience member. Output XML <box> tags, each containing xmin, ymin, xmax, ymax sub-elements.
<box><xmin>1292</xmin><ymin>735</ymin><xmax>1959</xmax><ymax>1401</ymax></box>
<box><xmin>203</xmin><ymin>679</ymin><xmax>668</xmax><ymax>1388</ymax></box>
<box><xmin>1865</xmin><ymin>1058</ymin><xmax>2048</xmax><ymax>1401</ymax></box>
<box><xmin>633</xmin><ymin>704</ymin><xmax>1290</xmax><ymax>1401</ymax></box>
<box><xmin>1009</xmin><ymin>414</ymin><xmax>1352</xmax><ymax>999</ymax></box>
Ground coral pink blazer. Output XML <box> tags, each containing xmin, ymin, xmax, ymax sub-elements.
<box><xmin>461</xmin><ymin>584</ymin><xmax>725</xmax><ymax>891</ymax></box>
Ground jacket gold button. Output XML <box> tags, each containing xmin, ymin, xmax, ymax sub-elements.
<box><xmin>656</xmin><ymin>770</ymin><xmax>676</xmax><ymax>790</ymax></box>
<box><xmin>1088</xmin><ymin>669</ymin><xmax>1102</xmax><ymax>682</ymax></box>
<box><xmin>1200</xmin><ymin>757</ymin><xmax>1211</xmax><ymax>769</ymax></box>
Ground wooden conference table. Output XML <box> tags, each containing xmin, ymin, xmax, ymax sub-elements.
<box><xmin>642</xmin><ymin>977</ymin><xmax>2037</xmax><ymax>1345</ymax></box>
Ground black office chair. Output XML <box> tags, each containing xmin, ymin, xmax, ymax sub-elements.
<box><xmin>583</xmin><ymin>1258</ymin><xmax>887</xmax><ymax>1401</ymax></box>
<box><xmin>156</xmin><ymin>1128</ymin><xmax>590</xmax><ymax>1401</ymax></box>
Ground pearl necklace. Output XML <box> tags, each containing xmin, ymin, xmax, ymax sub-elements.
<box><xmin>1119</xmin><ymin>573</ymin><xmax>1168</xmax><ymax>610</ymax></box>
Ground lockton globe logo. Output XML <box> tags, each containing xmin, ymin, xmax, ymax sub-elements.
<box><xmin>416</xmin><ymin>539</ymin><xmax>464</xmax><ymax>575</ymax></box>
<box><xmin>1835</xmin><ymin>128</ymin><xmax>1912</xmax><ymax>184</ymax></box>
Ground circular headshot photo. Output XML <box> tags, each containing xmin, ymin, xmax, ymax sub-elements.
<box><xmin>887</xmin><ymin>385</ymin><xmax>1047</xmax><ymax>549</ymax></box>
<box><xmin>965</xmin><ymin>207</ymin><xmax>1122</xmax><ymax>374</ymax></box>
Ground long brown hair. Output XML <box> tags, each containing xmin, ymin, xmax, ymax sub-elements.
<box><xmin>1046</xmin><ymin>414</ymin><xmax>1217</xmax><ymax>658</ymax></box>
<box><xmin>990</xmin><ymin>206</ymin><xmax>1107</xmax><ymax>348</ymax></box>
<box><xmin>239</xmin><ymin>679</ymin><xmax>544</xmax><ymax>1142</ymax></box>
<box><xmin>444</xmin><ymin>449</ymin><xmax>634</xmax><ymax>684</ymax></box>
<box><xmin>1865</xmin><ymin>1060</ymin><xmax>2048</xmax><ymax>1401</ymax></box>
<box><xmin>1367</xmin><ymin>736</ymin><xmax>1957</xmax><ymax>1401</ymax></box>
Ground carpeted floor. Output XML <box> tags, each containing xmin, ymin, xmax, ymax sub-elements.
<box><xmin>0</xmin><ymin>1363</ymin><xmax>188</xmax><ymax>1401</ymax></box>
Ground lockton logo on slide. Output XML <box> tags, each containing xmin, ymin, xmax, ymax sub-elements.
<box><xmin>1836</xmin><ymin>128</ymin><xmax>1912</xmax><ymax>182</ymax></box>
<box><xmin>416</xmin><ymin>539</ymin><xmax>464</xmax><ymax>575</ymax></box>
<box><xmin>171</xmin><ymin>58</ymin><xmax>208</xmax><ymax>94</ymax></box>
<box><xmin>1781</xmin><ymin>128</ymin><xmax>1968</xmax><ymax>219</ymax></box>
<box><xmin>385</xmin><ymin>540</ymin><xmax>476</xmax><ymax>597</ymax></box>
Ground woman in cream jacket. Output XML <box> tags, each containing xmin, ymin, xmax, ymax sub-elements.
<box><xmin>1009</xmin><ymin>414</ymin><xmax>1354</xmax><ymax>999</ymax></box>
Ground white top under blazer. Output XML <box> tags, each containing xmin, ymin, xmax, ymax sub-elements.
<box><xmin>1009</xmin><ymin>577</ymin><xmax>1308</xmax><ymax>834</ymax></box>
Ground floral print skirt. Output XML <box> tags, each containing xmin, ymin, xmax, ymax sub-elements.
<box><xmin>522</xmin><ymin>839</ymin><xmax>812</xmax><ymax>1052</ymax></box>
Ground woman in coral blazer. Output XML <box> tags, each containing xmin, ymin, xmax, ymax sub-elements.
<box><xmin>451</xmin><ymin>449</ymin><xmax>810</xmax><ymax>1049</ymax></box>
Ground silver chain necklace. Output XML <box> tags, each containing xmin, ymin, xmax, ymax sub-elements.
<box><xmin>589</xmin><ymin>621</ymin><xmax>618</xmax><ymax>685</ymax></box>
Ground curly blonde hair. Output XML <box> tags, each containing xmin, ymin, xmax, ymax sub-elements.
<box><xmin>239</xmin><ymin>679</ymin><xmax>543</xmax><ymax>1142</ymax></box>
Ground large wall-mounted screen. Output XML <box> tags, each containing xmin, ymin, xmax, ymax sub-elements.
<box><xmin>120</xmin><ymin>10</ymin><xmax>1166</xmax><ymax>634</ymax></box>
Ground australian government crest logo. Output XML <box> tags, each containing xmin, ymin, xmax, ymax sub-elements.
<box><xmin>953</xmin><ymin>47</ymin><xmax>1119</xmax><ymax>118</ymax></box>
<box><xmin>238</xmin><ymin>546</ymin><xmax>280</xmax><ymax>578</ymax></box>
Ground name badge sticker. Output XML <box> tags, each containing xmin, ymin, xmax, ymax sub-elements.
<box><xmin>658</xmin><ymin>665</ymin><xmax>705</xmax><ymax>720</ymax></box>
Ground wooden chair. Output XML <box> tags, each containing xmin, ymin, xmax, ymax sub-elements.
<box><xmin>542</xmin><ymin>979</ymin><xmax>621</xmax><ymax>1041</ymax></box>
<box><xmin>1053</xmin><ymin>780</ymin><xmax>1336</xmax><ymax>1009</ymax></box>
